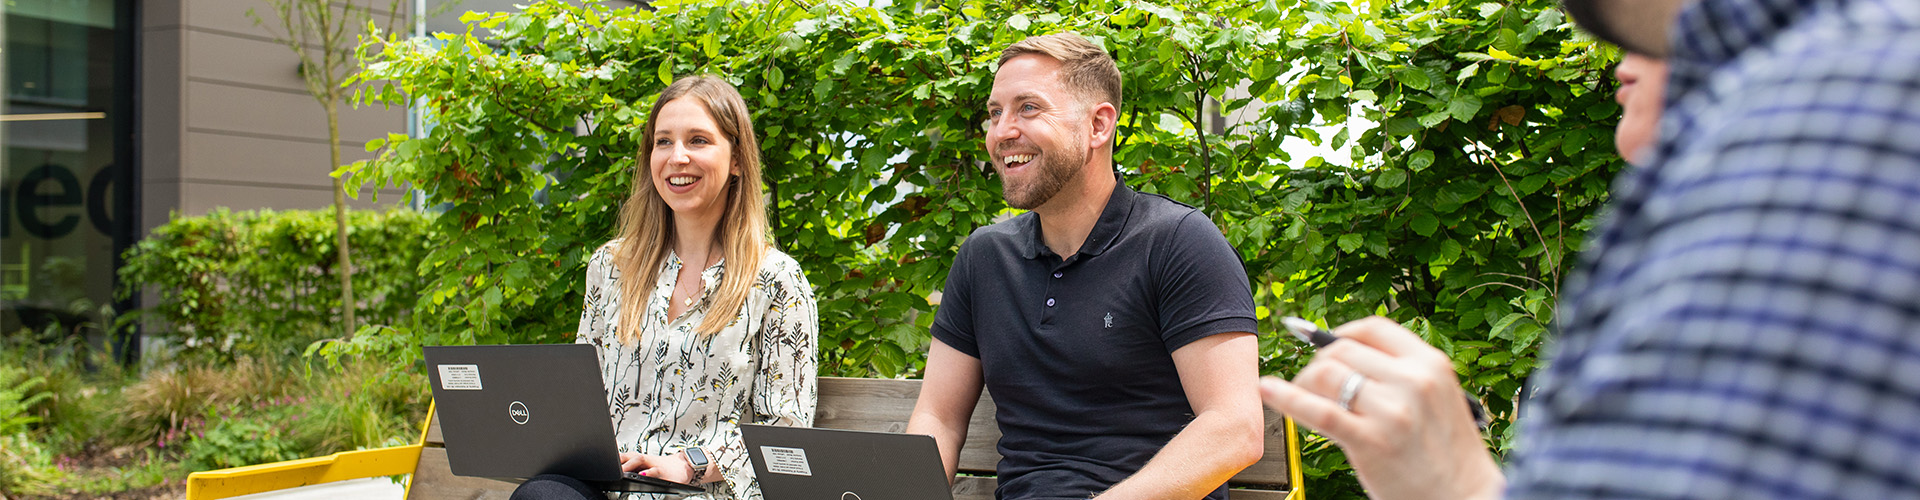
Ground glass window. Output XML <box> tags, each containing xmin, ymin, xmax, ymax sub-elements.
<box><xmin>2</xmin><ymin>0</ymin><xmax>133</xmax><ymax>346</ymax></box>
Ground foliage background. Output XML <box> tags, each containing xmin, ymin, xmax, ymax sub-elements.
<box><xmin>335</xmin><ymin>0</ymin><xmax>1626</xmax><ymax>496</ymax></box>
<box><xmin>2</xmin><ymin>208</ymin><xmax>437</xmax><ymax>497</ymax></box>
<box><xmin>118</xmin><ymin>208</ymin><xmax>433</xmax><ymax>362</ymax></box>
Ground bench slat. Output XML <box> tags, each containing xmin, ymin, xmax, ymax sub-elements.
<box><xmin>953</xmin><ymin>476</ymin><xmax>997</xmax><ymax>500</ymax></box>
<box><xmin>814</xmin><ymin>377</ymin><xmax>1004</xmax><ymax>475</ymax></box>
<box><xmin>1236</xmin><ymin>408</ymin><xmax>1299</xmax><ymax>486</ymax></box>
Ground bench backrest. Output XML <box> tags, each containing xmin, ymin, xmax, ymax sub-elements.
<box><xmin>408</xmin><ymin>377</ymin><xmax>1298</xmax><ymax>500</ymax></box>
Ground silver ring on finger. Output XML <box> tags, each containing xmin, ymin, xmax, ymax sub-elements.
<box><xmin>1337</xmin><ymin>372</ymin><xmax>1367</xmax><ymax>412</ymax></box>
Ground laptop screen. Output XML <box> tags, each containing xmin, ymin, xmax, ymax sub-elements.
<box><xmin>425</xmin><ymin>344</ymin><xmax>622</xmax><ymax>482</ymax></box>
<box><xmin>741</xmin><ymin>424</ymin><xmax>954</xmax><ymax>500</ymax></box>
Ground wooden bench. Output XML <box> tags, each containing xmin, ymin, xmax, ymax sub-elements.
<box><xmin>186</xmin><ymin>377</ymin><xmax>1303</xmax><ymax>499</ymax></box>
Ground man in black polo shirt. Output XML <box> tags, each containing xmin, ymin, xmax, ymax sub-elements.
<box><xmin>905</xmin><ymin>33</ymin><xmax>1265</xmax><ymax>500</ymax></box>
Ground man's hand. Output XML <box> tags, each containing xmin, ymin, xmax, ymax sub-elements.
<box><xmin>1259</xmin><ymin>317</ymin><xmax>1504</xmax><ymax>500</ymax></box>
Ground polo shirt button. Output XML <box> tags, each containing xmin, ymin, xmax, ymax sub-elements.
<box><xmin>1052</xmin><ymin>272</ymin><xmax>1063</xmax><ymax>278</ymax></box>
<box><xmin>1046</xmin><ymin>298</ymin><xmax>1056</xmax><ymax>307</ymax></box>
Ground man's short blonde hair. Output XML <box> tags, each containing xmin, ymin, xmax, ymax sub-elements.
<box><xmin>999</xmin><ymin>33</ymin><xmax>1122</xmax><ymax>109</ymax></box>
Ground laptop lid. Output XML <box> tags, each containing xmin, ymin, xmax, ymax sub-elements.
<box><xmin>741</xmin><ymin>424</ymin><xmax>954</xmax><ymax>500</ymax></box>
<box><xmin>423</xmin><ymin>344</ymin><xmax>700</xmax><ymax>494</ymax></box>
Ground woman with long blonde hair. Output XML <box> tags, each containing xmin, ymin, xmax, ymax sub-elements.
<box><xmin>514</xmin><ymin>75</ymin><xmax>818</xmax><ymax>500</ymax></box>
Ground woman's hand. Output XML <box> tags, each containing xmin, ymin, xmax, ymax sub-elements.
<box><xmin>1259</xmin><ymin>316</ymin><xmax>1505</xmax><ymax>500</ymax></box>
<box><xmin>618</xmin><ymin>452</ymin><xmax>697</xmax><ymax>484</ymax></box>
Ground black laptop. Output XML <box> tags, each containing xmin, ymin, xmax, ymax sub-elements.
<box><xmin>423</xmin><ymin>344</ymin><xmax>703</xmax><ymax>495</ymax></box>
<box><xmin>741</xmin><ymin>424</ymin><xmax>954</xmax><ymax>500</ymax></box>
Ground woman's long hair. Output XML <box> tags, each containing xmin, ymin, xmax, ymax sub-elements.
<box><xmin>612</xmin><ymin>75</ymin><xmax>769</xmax><ymax>343</ymax></box>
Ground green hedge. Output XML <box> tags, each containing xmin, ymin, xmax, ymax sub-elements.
<box><xmin>118</xmin><ymin>208</ymin><xmax>434</xmax><ymax>360</ymax></box>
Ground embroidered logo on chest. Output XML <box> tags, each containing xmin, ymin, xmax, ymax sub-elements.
<box><xmin>1104</xmin><ymin>312</ymin><xmax>1114</xmax><ymax>329</ymax></box>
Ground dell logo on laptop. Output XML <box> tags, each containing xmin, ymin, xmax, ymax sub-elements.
<box><xmin>841</xmin><ymin>493</ymin><xmax>860</xmax><ymax>500</ymax></box>
<box><xmin>508</xmin><ymin>401</ymin><xmax>530</xmax><ymax>425</ymax></box>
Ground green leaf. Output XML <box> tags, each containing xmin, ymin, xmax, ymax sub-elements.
<box><xmin>1585</xmin><ymin>101</ymin><xmax>1620</xmax><ymax>120</ymax></box>
<box><xmin>657</xmin><ymin>58</ymin><xmax>674</xmax><ymax>86</ymax></box>
<box><xmin>1396</xmin><ymin>67</ymin><xmax>1430</xmax><ymax>90</ymax></box>
<box><xmin>1434</xmin><ymin>181</ymin><xmax>1488</xmax><ymax>211</ymax></box>
<box><xmin>1157</xmin><ymin>40</ymin><xmax>1180</xmax><ymax>62</ymax></box>
<box><xmin>1448</xmin><ymin>94</ymin><xmax>1484</xmax><ymax>122</ymax></box>
<box><xmin>1374</xmin><ymin>168</ymin><xmax>1406</xmax><ymax>189</ymax></box>
<box><xmin>1336</xmin><ymin>233</ymin><xmax>1363</xmax><ymax>253</ymax></box>
<box><xmin>1409</xmin><ymin>150</ymin><xmax>1436</xmax><ymax>171</ymax></box>
<box><xmin>1411</xmin><ymin>213</ymin><xmax>1440</xmax><ymax>236</ymax></box>
<box><xmin>1008</xmin><ymin>13</ymin><xmax>1031</xmax><ymax>32</ymax></box>
<box><xmin>1489</xmin><ymin>312</ymin><xmax>1526</xmax><ymax>339</ymax></box>
<box><xmin>1477</xmin><ymin>351</ymin><xmax>1513</xmax><ymax>368</ymax></box>
<box><xmin>1457</xmin><ymin>62</ymin><xmax>1480</xmax><ymax>82</ymax></box>
<box><xmin>1510</xmin><ymin>322</ymin><xmax>1545</xmax><ymax>354</ymax></box>
<box><xmin>1516</xmin><ymin>174</ymin><xmax>1550</xmax><ymax>195</ymax></box>
<box><xmin>832</xmin><ymin>52</ymin><xmax>859</xmax><ymax>75</ymax></box>
<box><xmin>1157</xmin><ymin>113</ymin><xmax>1185</xmax><ymax>133</ymax></box>
<box><xmin>1560</xmin><ymin>129</ymin><xmax>1591</xmax><ymax>157</ymax></box>
<box><xmin>1493</xmin><ymin>29</ymin><xmax>1522</xmax><ymax>55</ymax></box>
<box><xmin>1458</xmin><ymin>308</ymin><xmax>1486</xmax><ymax>330</ymax></box>
<box><xmin>1436</xmin><ymin>238</ymin><xmax>1459</xmax><ymax>265</ymax></box>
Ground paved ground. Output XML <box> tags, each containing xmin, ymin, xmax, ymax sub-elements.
<box><xmin>226</xmin><ymin>477</ymin><xmax>405</xmax><ymax>499</ymax></box>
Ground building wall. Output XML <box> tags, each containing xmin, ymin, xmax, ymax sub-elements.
<box><xmin>139</xmin><ymin>0</ymin><xmax>410</xmax><ymax>235</ymax></box>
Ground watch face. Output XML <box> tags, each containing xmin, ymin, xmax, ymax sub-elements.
<box><xmin>687</xmin><ymin>447</ymin><xmax>710</xmax><ymax>468</ymax></box>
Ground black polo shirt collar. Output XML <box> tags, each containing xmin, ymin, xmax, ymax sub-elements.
<box><xmin>1020</xmin><ymin>172</ymin><xmax>1137</xmax><ymax>261</ymax></box>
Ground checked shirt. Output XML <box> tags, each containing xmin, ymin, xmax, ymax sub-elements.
<box><xmin>1506</xmin><ymin>0</ymin><xmax>1920</xmax><ymax>498</ymax></box>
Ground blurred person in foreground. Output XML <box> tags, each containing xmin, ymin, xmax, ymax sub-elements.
<box><xmin>1611</xmin><ymin>53</ymin><xmax>1667</xmax><ymax>166</ymax></box>
<box><xmin>1259</xmin><ymin>0</ymin><xmax>1920</xmax><ymax>498</ymax></box>
<box><xmin>906</xmin><ymin>33</ymin><xmax>1264</xmax><ymax>499</ymax></box>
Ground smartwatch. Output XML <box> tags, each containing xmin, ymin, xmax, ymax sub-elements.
<box><xmin>683</xmin><ymin>446</ymin><xmax>711</xmax><ymax>481</ymax></box>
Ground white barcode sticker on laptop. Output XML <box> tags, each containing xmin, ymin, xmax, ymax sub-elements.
<box><xmin>759</xmin><ymin>446</ymin><xmax>813</xmax><ymax>476</ymax></box>
<box><xmin>438</xmin><ymin>364</ymin><xmax>484</xmax><ymax>390</ymax></box>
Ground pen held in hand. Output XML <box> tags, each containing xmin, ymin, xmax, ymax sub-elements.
<box><xmin>1281</xmin><ymin>317</ymin><xmax>1492</xmax><ymax>429</ymax></box>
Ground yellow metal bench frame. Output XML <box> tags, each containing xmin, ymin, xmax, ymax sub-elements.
<box><xmin>187</xmin><ymin>386</ymin><xmax>1307</xmax><ymax>500</ymax></box>
<box><xmin>185</xmin><ymin>401</ymin><xmax>437</xmax><ymax>499</ymax></box>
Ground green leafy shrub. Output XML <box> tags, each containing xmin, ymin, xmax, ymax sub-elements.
<box><xmin>118</xmin><ymin>208</ymin><xmax>434</xmax><ymax>361</ymax></box>
<box><xmin>183</xmin><ymin>412</ymin><xmax>297</xmax><ymax>471</ymax></box>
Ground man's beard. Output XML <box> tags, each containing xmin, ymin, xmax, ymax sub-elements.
<box><xmin>1000</xmin><ymin>146</ymin><xmax>1086</xmax><ymax>210</ymax></box>
<box><xmin>1562</xmin><ymin>0</ymin><xmax>1658</xmax><ymax>54</ymax></box>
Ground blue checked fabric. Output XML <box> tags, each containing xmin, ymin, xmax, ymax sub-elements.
<box><xmin>1504</xmin><ymin>0</ymin><xmax>1920</xmax><ymax>498</ymax></box>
